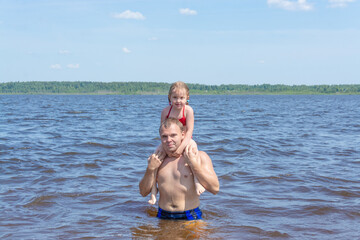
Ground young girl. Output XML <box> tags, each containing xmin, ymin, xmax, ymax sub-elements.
<box><xmin>148</xmin><ymin>81</ymin><xmax>205</xmax><ymax>205</ymax></box>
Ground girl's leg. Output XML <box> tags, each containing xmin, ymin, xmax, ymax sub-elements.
<box><xmin>148</xmin><ymin>144</ymin><xmax>164</xmax><ymax>204</ymax></box>
<box><xmin>194</xmin><ymin>176</ymin><xmax>205</xmax><ymax>196</ymax></box>
<box><xmin>188</xmin><ymin>140</ymin><xmax>206</xmax><ymax>196</ymax></box>
<box><xmin>148</xmin><ymin>170</ymin><xmax>158</xmax><ymax>205</ymax></box>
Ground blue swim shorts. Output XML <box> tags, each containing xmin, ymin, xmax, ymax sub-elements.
<box><xmin>157</xmin><ymin>207</ymin><xmax>202</xmax><ymax>220</ymax></box>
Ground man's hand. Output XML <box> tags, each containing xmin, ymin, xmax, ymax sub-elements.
<box><xmin>140</xmin><ymin>151</ymin><xmax>166</xmax><ymax>197</ymax></box>
<box><xmin>147</xmin><ymin>151</ymin><xmax>166</xmax><ymax>171</ymax></box>
<box><xmin>183</xmin><ymin>144</ymin><xmax>199</xmax><ymax>168</ymax></box>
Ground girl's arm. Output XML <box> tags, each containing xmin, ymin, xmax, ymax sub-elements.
<box><xmin>157</xmin><ymin>107</ymin><xmax>170</xmax><ymax>156</ymax></box>
<box><xmin>160</xmin><ymin>107</ymin><xmax>169</xmax><ymax>124</ymax></box>
<box><xmin>175</xmin><ymin>106</ymin><xmax>194</xmax><ymax>155</ymax></box>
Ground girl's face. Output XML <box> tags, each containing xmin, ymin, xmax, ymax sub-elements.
<box><xmin>170</xmin><ymin>88</ymin><xmax>188</xmax><ymax>109</ymax></box>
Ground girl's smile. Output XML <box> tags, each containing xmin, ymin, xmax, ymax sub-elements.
<box><xmin>170</xmin><ymin>89</ymin><xmax>188</xmax><ymax>109</ymax></box>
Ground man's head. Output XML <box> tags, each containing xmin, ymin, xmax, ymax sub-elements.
<box><xmin>159</xmin><ymin>118</ymin><xmax>185</xmax><ymax>154</ymax></box>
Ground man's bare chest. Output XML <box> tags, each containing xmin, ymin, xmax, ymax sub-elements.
<box><xmin>158</xmin><ymin>157</ymin><xmax>193</xmax><ymax>182</ymax></box>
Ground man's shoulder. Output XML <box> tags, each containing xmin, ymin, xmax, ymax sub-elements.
<box><xmin>198</xmin><ymin>151</ymin><xmax>210</xmax><ymax>160</ymax></box>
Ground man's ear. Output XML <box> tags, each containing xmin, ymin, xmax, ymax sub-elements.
<box><xmin>181</xmin><ymin>130</ymin><xmax>185</xmax><ymax>140</ymax></box>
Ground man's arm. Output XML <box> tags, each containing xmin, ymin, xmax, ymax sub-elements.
<box><xmin>139</xmin><ymin>153</ymin><xmax>165</xmax><ymax>197</ymax></box>
<box><xmin>184</xmin><ymin>147</ymin><xmax>220</xmax><ymax>195</ymax></box>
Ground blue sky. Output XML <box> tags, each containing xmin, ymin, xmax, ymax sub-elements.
<box><xmin>0</xmin><ymin>0</ymin><xmax>359</xmax><ymax>85</ymax></box>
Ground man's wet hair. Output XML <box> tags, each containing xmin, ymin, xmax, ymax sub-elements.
<box><xmin>159</xmin><ymin>118</ymin><xmax>184</xmax><ymax>133</ymax></box>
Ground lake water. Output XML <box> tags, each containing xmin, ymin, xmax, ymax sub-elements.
<box><xmin>1</xmin><ymin>95</ymin><xmax>359</xmax><ymax>239</ymax></box>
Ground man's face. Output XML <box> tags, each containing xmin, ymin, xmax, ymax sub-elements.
<box><xmin>160</xmin><ymin>123</ymin><xmax>184</xmax><ymax>153</ymax></box>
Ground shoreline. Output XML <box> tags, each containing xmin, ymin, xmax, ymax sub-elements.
<box><xmin>1</xmin><ymin>92</ymin><xmax>360</xmax><ymax>95</ymax></box>
<box><xmin>1</xmin><ymin>81</ymin><xmax>360</xmax><ymax>95</ymax></box>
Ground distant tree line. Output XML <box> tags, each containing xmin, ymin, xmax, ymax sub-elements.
<box><xmin>1</xmin><ymin>81</ymin><xmax>360</xmax><ymax>95</ymax></box>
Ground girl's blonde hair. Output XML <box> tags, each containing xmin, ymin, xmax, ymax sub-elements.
<box><xmin>168</xmin><ymin>81</ymin><xmax>190</xmax><ymax>105</ymax></box>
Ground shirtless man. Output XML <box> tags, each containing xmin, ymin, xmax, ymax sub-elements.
<box><xmin>139</xmin><ymin>118</ymin><xmax>219</xmax><ymax>220</ymax></box>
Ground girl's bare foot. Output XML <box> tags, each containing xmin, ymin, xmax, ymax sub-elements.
<box><xmin>148</xmin><ymin>193</ymin><xmax>157</xmax><ymax>205</ymax></box>
<box><xmin>194</xmin><ymin>177</ymin><xmax>206</xmax><ymax>195</ymax></box>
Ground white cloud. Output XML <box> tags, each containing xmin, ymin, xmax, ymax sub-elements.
<box><xmin>50</xmin><ymin>64</ymin><xmax>62</xmax><ymax>69</ymax></box>
<box><xmin>148</xmin><ymin>37</ymin><xmax>158</xmax><ymax>41</ymax></box>
<box><xmin>328</xmin><ymin>0</ymin><xmax>355</xmax><ymax>8</ymax></box>
<box><xmin>123</xmin><ymin>47</ymin><xmax>131</xmax><ymax>53</ymax></box>
<box><xmin>113</xmin><ymin>10</ymin><xmax>145</xmax><ymax>20</ymax></box>
<box><xmin>267</xmin><ymin>0</ymin><xmax>313</xmax><ymax>11</ymax></box>
<box><xmin>258</xmin><ymin>60</ymin><xmax>266</xmax><ymax>64</ymax></box>
<box><xmin>59</xmin><ymin>50</ymin><xmax>70</xmax><ymax>54</ymax></box>
<box><xmin>67</xmin><ymin>64</ymin><xmax>80</xmax><ymax>69</ymax></box>
<box><xmin>179</xmin><ymin>8</ymin><xmax>198</xmax><ymax>15</ymax></box>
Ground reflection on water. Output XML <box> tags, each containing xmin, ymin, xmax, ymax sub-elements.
<box><xmin>1</xmin><ymin>95</ymin><xmax>360</xmax><ymax>239</ymax></box>
<box><xmin>132</xmin><ymin>208</ymin><xmax>210</xmax><ymax>239</ymax></box>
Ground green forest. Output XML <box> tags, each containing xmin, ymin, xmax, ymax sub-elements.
<box><xmin>1</xmin><ymin>81</ymin><xmax>360</xmax><ymax>95</ymax></box>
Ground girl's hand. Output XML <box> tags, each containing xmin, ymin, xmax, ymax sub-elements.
<box><xmin>168</xmin><ymin>151</ymin><xmax>181</xmax><ymax>158</ymax></box>
<box><xmin>174</xmin><ymin>146</ymin><xmax>185</xmax><ymax>158</ymax></box>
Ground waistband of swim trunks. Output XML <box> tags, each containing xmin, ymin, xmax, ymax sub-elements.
<box><xmin>158</xmin><ymin>207</ymin><xmax>201</xmax><ymax>214</ymax></box>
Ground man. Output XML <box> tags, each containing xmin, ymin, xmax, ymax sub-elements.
<box><xmin>139</xmin><ymin>118</ymin><xmax>219</xmax><ymax>220</ymax></box>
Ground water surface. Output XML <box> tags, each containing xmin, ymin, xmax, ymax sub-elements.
<box><xmin>1</xmin><ymin>95</ymin><xmax>359</xmax><ymax>239</ymax></box>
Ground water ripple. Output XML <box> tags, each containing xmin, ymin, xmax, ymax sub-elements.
<box><xmin>1</xmin><ymin>95</ymin><xmax>360</xmax><ymax>239</ymax></box>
